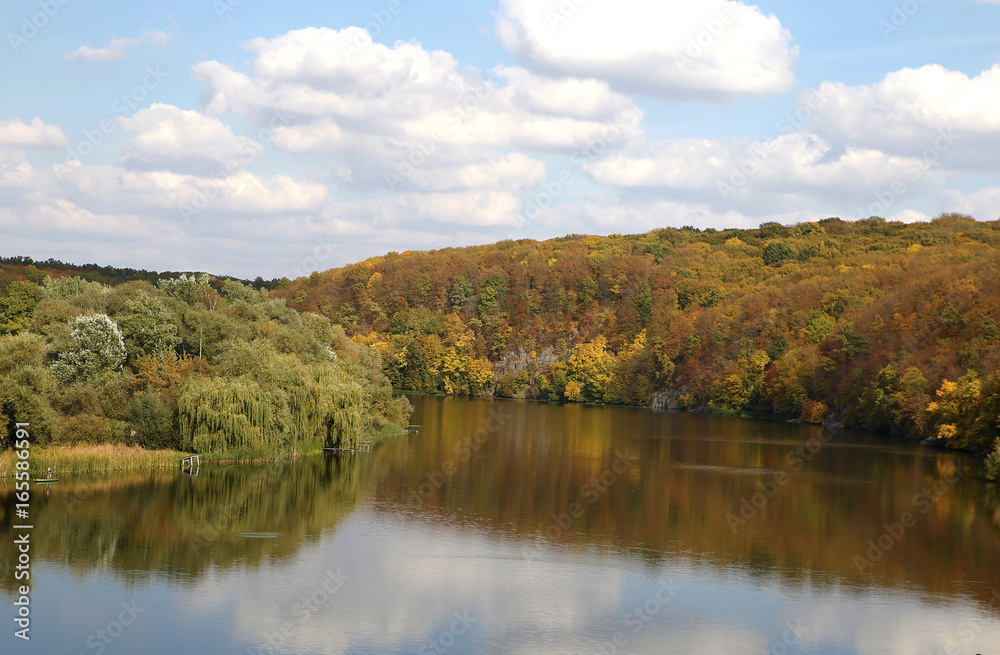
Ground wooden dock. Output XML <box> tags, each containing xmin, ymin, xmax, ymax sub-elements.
<box><xmin>180</xmin><ymin>454</ymin><xmax>200</xmax><ymax>469</ymax></box>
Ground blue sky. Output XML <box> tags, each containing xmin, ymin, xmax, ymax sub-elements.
<box><xmin>2</xmin><ymin>0</ymin><xmax>999</xmax><ymax>278</ymax></box>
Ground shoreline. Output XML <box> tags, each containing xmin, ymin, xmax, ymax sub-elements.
<box><xmin>0</xmin><ymin>424</ymin><xmax>408</xmax><ymax>478</ymax></box>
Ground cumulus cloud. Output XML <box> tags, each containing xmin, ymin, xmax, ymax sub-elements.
<box><xmin>66</xmin><ymin>30</ymin><xmax>170</xmax><ymax>62</ymax></box>
<box><xmin>495</xmin><ymin>0</ymin><xmax>798</xmax><ymax>100</ymax></box>
<box><xmin>119</xmin><ymin>104</ymin><xmax>265</xmax><ymax>176</ymax></box>
<box><xmin>0</xmin><ymin>117</ymin><xmax>67</xmax><ymax>148</ymax></box>
<box><xmin>362</xmin><ymin>190</ymin><xmax>524</xmax><ymax>227</ymax></box>
<box><xmin>192</xmin><ymin>27</ymin><xmax>643</xmax><ymax>192</ymax></box>
<box><xmin>53</xmin><ymin>161</ymin><xmax>328</xmax><ymax>217</ymax></box>
<box><xmin>582</xmin><ymin>132</ymin><xmax>952</xmax><ymax>213</ymax></box>
<box><xmin>808</xmin><ymin>64</ymin><xmax>1000</xmax><ymax>169</ymax></box>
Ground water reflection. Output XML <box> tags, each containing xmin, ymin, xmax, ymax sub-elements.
<box><xmin>0</xmin><ymin>455</ymin><xmax>363</xmax><ymax>587</ymax></box>
<box><xmin>1</xmin><ymin>396</ymin><xmax>998</xmax><ymax>654</ymax></box>
<box><xmin>372</xmin><ymin>398</ymin><xmax>1000</xmax><ymax>606</ymax></box>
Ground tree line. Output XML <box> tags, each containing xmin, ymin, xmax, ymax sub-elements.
<box><xmin>274</xmin><ymin>214</ymin><xmax>1000</xmax><ymax>480</ymax></box>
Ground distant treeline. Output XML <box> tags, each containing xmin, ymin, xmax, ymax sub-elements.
<box><xmin>0</xmin><ymin>255</ymin><xmax>287</xmax><ymax>291</ymax></box>
<box><xmin>274</xmin><ymin>214</ymin><xmax>1000</xmax><ymax>479</ymax></box>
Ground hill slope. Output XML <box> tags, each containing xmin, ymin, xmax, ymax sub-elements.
<box><xmin>276</xmin><ymin>215</ymin><xmax>1000</xmax><ymax>471</ymax></box>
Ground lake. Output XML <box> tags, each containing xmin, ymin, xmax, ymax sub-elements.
<box><xmin>3</xmin><ymin>395</ymin><xmax>1000</xmax><ymax>654</ymax></box>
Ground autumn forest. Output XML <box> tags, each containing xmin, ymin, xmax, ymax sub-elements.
<box><xmin>277</xmin><ymin>214</ymin><xmax>1000</xmax><ymax>478</ymax></box>
<box><xmin>2</xmin><ymin>214</ymin><xmax>1000</xmax><ymax>478</ymax></box>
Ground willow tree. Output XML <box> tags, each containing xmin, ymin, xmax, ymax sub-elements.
<box><xmin>314</xmin><ymin>366</ymin><xmax>365</xmax><ymax>450</ymax></box>
<box><xmin>178</xmin><ymin>338</ymin><xmax>373</xmax><ymax>457</ymax></box>
<box><xmin>178</xmin><ymin>375</ymin><xmax>290</xmax><ymax>457</ymax></box>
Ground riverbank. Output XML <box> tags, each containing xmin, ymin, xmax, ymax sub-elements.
<box><xmin>0</xmin><ymin>425</ymin><xmax>409</xmax><ymax>477</ymax></box>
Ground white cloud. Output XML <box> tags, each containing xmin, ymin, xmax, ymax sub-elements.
<box><xmin>0</xmin><ymin>149</ymin><xmax>527</xmax><ymax>277</ymax></box>
<box><xmin>942</xmin><ymin>186</ymin><xmax>1000</xmax><ymax>220</ymax></box>
<box><xmin>361</xmin><ymin>190</ymin><xmax>524</xmax><ymax>227</ymax></box>
<box><xmin>192</xmin><ymin>27</ymin><xmax>643</xmax><ymax>193</ymax></box>
<box><xmin>7</xmin><ymin>22</ymin><xmax>997</xmax><ymax>279</ymax></box>
<box><xmin>66</xmin><ymin>30</ymin><xmax>170</xmax><ymax>62</ymax></box>
<box><xmin>119</xmin><ymin>104</ymin><xmax>264</xmax><ymax>176</ymax></box>
<box><xmin>582</xmin><ymin>132</ymin><xmax>952</xmax><ymax>213</ymax></box>
<box><xmin>53</xmin><ymin>161</ymin><xmax>328</xmax><ymax>216</ymax></box>
<box><xmin>526</xmin><ymin>194</ymin><xmax>761</xmax><ymax>235</ymax></box>
<box><xmin>385</xmin><ymin>153</ymin><xmax>547</xmax><ymax>193</ymax></box>
<box><xmin>808</xmin><ymin>64</ymin><xmax>1000</xmax><ymax>169</ymax></box>
<box><xmin>0</xmin><ymin>118</ymin><xmax>67</xmax><ymax>148</ymax></box>
<box><xmin>495</xmin><ymin>0</ymin><xmax>798</xmax><ymax>100</ymax></box>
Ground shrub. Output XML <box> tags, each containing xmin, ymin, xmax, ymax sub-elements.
<box><xmin>986</xmin><ymin>439</ymin><xmax>1000</xmax><ymax>482</ymax></box>
<box><xmin>127</xmin><ymin>392</ymin><xmax>178</xmax><ymax>450</ymax></box>
<box><xmin>57</xmin><ymin>413</ymin><xmax>113</xmax><ymax>445</ymax></box>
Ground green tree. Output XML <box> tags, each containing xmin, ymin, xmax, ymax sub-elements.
<box><xmin>635</xmin><ymin>282</ymin><xmax>653</xmax><ymax>327</ymax></box>
<box><xmin>118</xmin><ymin>293</ymin><xmax>181</xmax><ymax>361</ymax></box>
<box><xmin>0</xmin><ymin>333</ymin><xmax>57</xmax><ymax>446</ymax></box>
<box><xmin>449</xmin><ymin>276</ymin><xmax>474</xmax><ymax>313</ymax></box>
<box><xmin>763</xmin><ymin>242</ymin><xmax>796</xmax><ymax>266</ymax></box>
<box><xmin>0</xmin><ymin>280</ymin><xmax>43</xmax><ymax>334</ymax></box>
<box><xmin>805</xmin><ymin>311</ymin><xmax>836</xmax><ymax>344</ymax></box>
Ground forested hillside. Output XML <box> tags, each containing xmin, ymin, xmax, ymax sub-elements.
<box><xmin>276</xmin><ymin>214</ymin><xmax>1000</xmax><ymax>476</ymax></box>
<box><xmin>0</xmin><ymin>274</ymin><xmax>410</xmax><ymax>460</ymax></box>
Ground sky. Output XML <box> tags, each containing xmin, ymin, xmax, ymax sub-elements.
<box><xmin>1</xmin><ymin>0</ymin><xmax>999</xmax><ymax>279</ymax></box>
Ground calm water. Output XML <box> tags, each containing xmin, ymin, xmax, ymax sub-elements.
<box><xmin>3</xmin><ymin>396</ymin><xmax>1000</xmax><ymax>655</ymax></box>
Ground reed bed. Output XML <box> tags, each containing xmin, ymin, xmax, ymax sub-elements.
<box><xmin>0</xmin><ymin>444</ymin><xmax>188</xmax><ymax>477</ymax></box>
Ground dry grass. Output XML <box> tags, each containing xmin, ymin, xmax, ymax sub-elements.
<box><xmin>0</xmin><ymin>444</ymin><xmax>189</xmax><ymax>477</ymax></box>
